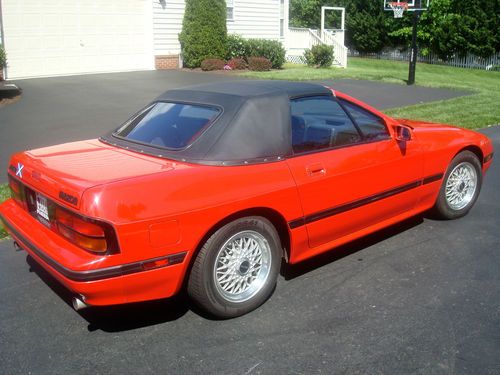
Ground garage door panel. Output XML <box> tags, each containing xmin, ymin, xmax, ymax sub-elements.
<box><xmin>2</xmin><ymin>0</ymin><xmax>153</xmax><ymax>79</ymax></box>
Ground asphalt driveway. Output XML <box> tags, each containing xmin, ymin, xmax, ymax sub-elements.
<box><xmin>0</xmin><ymin>70</ymin><xmax>468</xmax><ymax>184</ymax></box>
<box><xmin>0</xmin><ymin>126</ymin><xmax>498</xmax><ymax>374</ymax></box>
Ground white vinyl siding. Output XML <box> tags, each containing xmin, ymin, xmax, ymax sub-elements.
<box><xmin>227</xmin><ymin>0</ymin><xmax>281</xmax><ymax>40</ymax></box>
<box><xmin>153</xmin><ymin>0</ymin><xmax>288</xmax><ymax>56</ymax></box>
<box><xmin>2</xmin><ymin>0</ymin><xmax>153</xmax><ymax>79</ymax></box>
<box><xmin>153</xmin><ymin>0</ymin><xmax>185</xmax><ymax>55</ymax></box>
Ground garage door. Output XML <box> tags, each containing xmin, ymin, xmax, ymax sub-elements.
<box><xmin>2</xmin><ymin>0</ymin><xmax>153</xmax><ymax>79</ymax></box>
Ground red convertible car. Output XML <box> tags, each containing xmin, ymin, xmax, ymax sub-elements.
<box><xmin>0</xmin><ymin>81</ymin><xmax>494</xmax><ymax>318</ymax></box>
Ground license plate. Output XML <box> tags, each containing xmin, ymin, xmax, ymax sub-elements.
<box><xmin>36</xmin><ymin>193</ymin><xmax>50</xmax><ymax>221</ymax></box>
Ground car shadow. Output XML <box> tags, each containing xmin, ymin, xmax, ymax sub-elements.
<box><xmin>281</xmin><ymin>215</ymin><xmax>424</xmax><ymax>280</ymax></box>
<box><xmin>25</xmin><ymin>214</ymin><xmax>425</xmax><ymax>332</ymax></box>
<box><xmin>26</xmin><ymin>255</ymin><xmax>191</xmax><ymax>332</ymax></box>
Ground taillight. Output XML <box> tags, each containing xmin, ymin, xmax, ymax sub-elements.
<box><xmin>55</xmin><ymin>207</ymin><xmax>117</xmax><ymax>254</ymax></box>
<box><xmin>8</xmin><ymin>176</ymin><xmax>27</xmax><ymax>209</ymax></box>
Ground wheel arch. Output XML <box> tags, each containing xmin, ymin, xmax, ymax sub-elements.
<box><xmin>181</xmin><ymin>207</ymin><xmax>291</xmax><ymax>289</ymax></box>
<box><xmin>456</xmin><ymin>145</ymin><xmax>484</xmax><ymax>166</ymax></box>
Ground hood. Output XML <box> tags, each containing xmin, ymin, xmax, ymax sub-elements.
<box><xmin>396</xmin><ymin>118</ymin><xmax>458</xmax><ymax>130</ymax></box>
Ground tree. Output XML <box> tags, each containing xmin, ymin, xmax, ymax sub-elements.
<box><xmin>179</xmin><ymin>0</ymin><xmax>227</xmax><ymax>68</ymax></box>
<box><xmin>0</xmin><ymin>44</ymin><xmax>6</xmax><ymax>69</ymax></box>
<box><xmin>290</xmin><ymin>0</ymin><xmax>394</xmax><ymax>54</ymax></box>
<box><xmin>389</xmin><ymin>0</ymin><xmax>500</xmax><ymax>59</ymax></box>
<box><xmin>290</xmin><ymin>0</ymin><xmax>499</xmax><ymax>58</ymax></box>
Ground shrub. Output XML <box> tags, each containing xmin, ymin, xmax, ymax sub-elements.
<box><xmin>179</xmin><ymin>0</ymin><xmax>227</xmax><ymax>68</ymax></box>
<box><xmin>245</xmin><ymin>39</ymin><xmax>286</xmax><ymax>69</ymax></box>
<box><xmin>303</xmin><ymin>44</ymin><xmax>334</xmax><ymax>68</ymax></box>
<box><xmin>248</xmin><ymin>57</ymin><xmax>272</xmax><ymax>71</ymax></box>
<box><xmin>226</xmin><ymin>34</ymin><xmax>247</xmax><ymax>60</ymax></box>
<box><xmin>200</xmin><ymin>58</ymin><xmax>226</xmax><ymax>71</ymax></box>
<box><xmin>0</xmin><ymin>45</ymin><xmax>6</xmax><ymax>69</ymax></box>
<box><xmin>227</xmin><ymin>57</ymin><xmax>247</xmax><ymax>70</ymax></box>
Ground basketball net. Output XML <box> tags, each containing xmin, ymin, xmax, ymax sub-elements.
<box><xmin>389</xmin><ymin>2</ymin><xmax>408</xmax><ymax>18</ymax></box>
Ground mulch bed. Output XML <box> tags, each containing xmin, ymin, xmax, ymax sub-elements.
<box><xmin>0</xmin><ymin>95</ymin><xmax>21</xmax><ymax>107</ymax></box>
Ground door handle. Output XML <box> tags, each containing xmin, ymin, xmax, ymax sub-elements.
<box><xmin>306</xmin><ymin>163</ymin><xmax>326</xmax><ymax>176</ymax></box>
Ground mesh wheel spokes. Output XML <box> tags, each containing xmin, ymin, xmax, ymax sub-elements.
<box><xmin>445</xmin><ymin>162</ymin><xmax>477</xmax><ymax>210</ymax></box>
<box><xmin>214</xmin><ymin>231</ymin><xmax>272</xmax><ymax>303</ymax></box>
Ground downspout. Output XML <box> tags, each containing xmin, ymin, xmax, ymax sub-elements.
<box><xmin>0</xmin><ymin>0</ymin><xmax>6</xmax><ymax>79</ymax></box>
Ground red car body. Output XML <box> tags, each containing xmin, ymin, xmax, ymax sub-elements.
<box><xmin>0</xmin><ymin>81</ymin><xmax>494</xmax><ymax>312</ymax></box>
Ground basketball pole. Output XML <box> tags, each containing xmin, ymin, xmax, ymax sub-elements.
<box><xmin>407</xmin><ymin>11</ymin><xmax>420</xmax><ymax>85</ymax></box>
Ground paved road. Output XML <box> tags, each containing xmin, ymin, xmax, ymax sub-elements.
<box><xmin>0</xmin><ymin>126</ymin><xmax>498</xmax><ymax>374</ymax></box>
<box><xmin>0</xmin><ymin>71</ymin><xmax>468</xmax><ymax>184</ymax></box>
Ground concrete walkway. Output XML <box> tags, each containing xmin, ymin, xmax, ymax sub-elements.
<box><xmin>0</xmin><ymin>70</ymin><xmax>469</xmax><ymax>183</ymax></box>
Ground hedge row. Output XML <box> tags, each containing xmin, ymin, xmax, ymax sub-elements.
<box><xmin>226</xmin><ymin>35</ymin><xmax>286</xmax><ymax>69</ymax></box>
<box><xmin>182</xmin><ymin>33</ymin><xmax>286</xmax><ymax>69</ymax></box>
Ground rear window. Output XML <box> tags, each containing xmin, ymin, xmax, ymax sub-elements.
<box><xmin>114</xmin><ymin>102</ymin><xmax>221</xmax><ymax>149</ymax></box>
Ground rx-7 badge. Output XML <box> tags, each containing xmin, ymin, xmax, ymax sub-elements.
<box><xmin>16</xmin><ymin>163</ymin><xmax>24</xmax><ymax>178</ymax></box>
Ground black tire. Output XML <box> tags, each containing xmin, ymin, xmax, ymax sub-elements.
<box><xmin>433</xmin><ymin>151</ymin><xmax>482</xmax><ymax>219</ymax></box>
<box><xmin>187</xmin><ymin>216</ymin><xmax>282</xmax><ymax>319</ymax></box>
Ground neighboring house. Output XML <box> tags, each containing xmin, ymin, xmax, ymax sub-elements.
<box><xmin>0</xmin><ymin>0</ymin><xmax>289</xmax><ymax>79</ymax></box>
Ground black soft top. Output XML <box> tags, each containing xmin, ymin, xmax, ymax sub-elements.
<box><xmin>101</xmin><ymin>80</ymin><xmax>333</xmax><ymax>165</ymax></box>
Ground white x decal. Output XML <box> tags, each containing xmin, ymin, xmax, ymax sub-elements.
<box><xmin>16</xmin><ymin>163</ymin><xmax>24</xmax><ymax>178</ymax></box>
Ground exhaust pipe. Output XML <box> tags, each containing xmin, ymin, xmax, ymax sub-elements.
<box><xmin>72</xmin><ymin>297</ymin><xmax>90</xmax><ymax>311</ymax></box>
<box><xmin>13</xmin><ymin>241</ymin><xmax>22</xmax><ymax>251</ymax></box>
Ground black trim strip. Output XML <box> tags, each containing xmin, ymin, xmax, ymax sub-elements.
<box><xmin>423</xmin><ymin>173</ymin><xmax>444</xmax><ymax>185</ymax></box>
<box><xmin>0</xmin><ymin>214</ymin><xmax>186</xmax><ymax>282</ymax></box>
<box><xmin>289</xmin><ymin>173</ymin><xmax>444</xmax><ymax>229</ymax></box>
<box><xmin>484</xmin><ymin>153</ymin><xmax>494</xmax><ymax>163</ymax></box>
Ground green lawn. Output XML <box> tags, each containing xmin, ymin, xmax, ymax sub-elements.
<box><xmin>0</xmin><ymin>184</ymin><xmax>9</xmax><ymax>239</ymax></box>
<box><xmin>243</xmin><ymin>57</ymin><xmax>500</xmax><ymax>130</ymax></box>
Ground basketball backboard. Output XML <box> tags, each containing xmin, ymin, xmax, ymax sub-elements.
<box><xmin>384</xmin><ymin>0</ymin><xmax>430</xmax><ymax>12</ymax></box>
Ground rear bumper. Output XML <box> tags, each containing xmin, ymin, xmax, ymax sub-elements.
<box><xmin>0</xmin><ymin>199</ymin><xmax>187</xmax><ymax>306</ymax></box>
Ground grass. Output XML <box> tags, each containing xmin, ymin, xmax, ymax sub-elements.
<box><xmin>0</xmin><ymin>184</ymin><xmax>9</xmax><ymax>239</ymax></box>
<box><xmin>243</xmin><ymin>57</ymin><xmax>500</xmax><ymax>130</ymax></box>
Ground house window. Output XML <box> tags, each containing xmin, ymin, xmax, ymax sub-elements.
<box><xmin>227</xmin><ymin>0</ymin><xmax>234</xmax><ymax>21</ymax></box>
<box><xmin>280</xmin><ymin>0</ymin><xmax>284</xmax><ymax>38</ymax></box>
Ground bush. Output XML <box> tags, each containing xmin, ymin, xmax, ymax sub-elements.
<box><xmin>0</xmin><ymin>45</ymin><xmax>6</xmax><ymax>69</ymax></box>
<box><xmin>179</xmin><ymin>0</ymin><xmax>227</xmax><ymax>68</ymax></box>
<box><xmin>226</xmin><ymin>34</ymin><xmax>247</xmax><ymax>60</ymax></box>
<box><xmin>227</xmin><ymin>57</ymin><xmax>247</xmax><ymax>70</ymax></box>
<box><xmin>304</xmin><ymin>44</ymin><xmax>334</xmax><ymax>68</ymax></box>
<box><xmin>248</xmin><ymin>57</ymin><xmax>272</xmax><ymax>71</ymax></box>
<box><xmin>245</xmin><ymin>39</ymin><xmax>286</xmax><ymax>69</ymax></box>
<box><xmin>200</xmin><ymin>58</ymin><xmax>226</xmax><ymax>71</ymax></box>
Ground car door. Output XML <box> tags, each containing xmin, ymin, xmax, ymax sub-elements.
<box><xmin>286</xmin><ymin>95</ymin><xmax>423</xmax><ymax>249</ymax></box>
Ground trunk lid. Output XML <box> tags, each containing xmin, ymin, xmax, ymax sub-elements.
<box><xmin>9</xmin><ymin>139</ymin><xmax>174</xmax><ymax>209</ymax></box>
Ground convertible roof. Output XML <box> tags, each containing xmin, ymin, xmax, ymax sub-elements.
<box><xmin>102</xmin><ymin>81</ymin><xmax>334</xmax><ymax>165</ymax></box>
<box><xmin>159</xmin><ymin>80</ymin><xmax>332</xmax><ymax>99</ymax></box>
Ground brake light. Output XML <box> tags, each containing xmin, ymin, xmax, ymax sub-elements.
<box><xmin>55</xmin><ymin>207</ymin><xmax>114</xmax><ymax>254</ymax></box>
<box><xmin>8</xmin><ymin>176</ymin><xmax>26</xmax><ymax>208</ymax></box>
<box><xmin>55</xmin><ymin>208</ymin><xmax>105</xmax><ymax>237</ymax></box>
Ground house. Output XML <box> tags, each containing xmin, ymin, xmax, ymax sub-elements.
<box><xmin>0</xmin><ymin>0</ymin><xmax>289</xmax><ymax>79</ymax></box>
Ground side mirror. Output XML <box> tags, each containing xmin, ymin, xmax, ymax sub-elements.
<box><xmin>394</xmin><ymin>125</ymin><xmax>412</xmax><ymax>142</ymax></box>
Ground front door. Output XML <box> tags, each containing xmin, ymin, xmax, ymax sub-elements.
<box><xmin>286</xmin><ymin>95</ymin><xmax>423</xmax><ymax>249</ymax></box>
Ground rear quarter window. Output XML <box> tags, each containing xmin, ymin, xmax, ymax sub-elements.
<box><xmin>114</xmin><ymin>102</ymin><xmax>221</xmax><ymax>149</ymax></box>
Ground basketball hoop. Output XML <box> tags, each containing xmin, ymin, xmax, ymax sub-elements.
<box><xmin>388</xmin><ymin>2</ymin><xmax>408</xmax><ymax>18</ymax></box>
